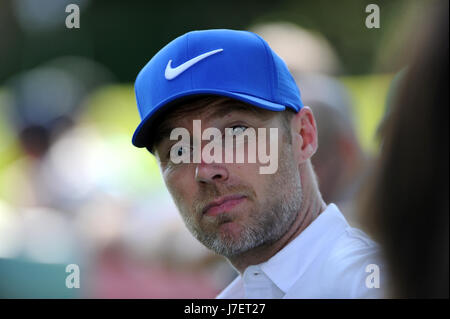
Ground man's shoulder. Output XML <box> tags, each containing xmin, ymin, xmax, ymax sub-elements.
<box><xmin>316</xmin><ymin>205</ymin><xmax>383</xmax><ymax>280</ymax></box>
<box><xmin>319</xmin><ymin>226</ymin><xmax>385</xmax><ymax>298</ymax></box>
<box><xmin>286</xmin><ymin>223</ymin><xmax>385</xmax><ymax>299</ymax></box>
<box><xmin>330</xmin><ymin>226</ymin><xmax>381</xmax><ymax>258</ymax></box>
<box><xmin>318</xmin><ymin>205</ymin><xmax>382</xmax><ymax>269</ymax></box>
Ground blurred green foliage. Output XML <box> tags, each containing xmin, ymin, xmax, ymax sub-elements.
<box><xmin>341</xmin><ymin>73</ymin><xmax>393</xmax><ymax>154</ymax></box>
<box><xmin>1</xmin><ymin>0</ymin><xmax>425</xmax><ymax>83</ymax></box>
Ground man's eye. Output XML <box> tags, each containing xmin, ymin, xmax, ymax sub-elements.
<box><xmin>227</xmin><ymin>125</ymin><xmax>248</xmax><ymax>136</ymax></box>
<box><xmin>168</xmin><ymin>145</ymin><xmax>191</xmax><ymax>160</ymax></box>
<box><xmin>176</xmin><ymin>146</ymin><xmax>184</xmax><ymax>156</ymax></box>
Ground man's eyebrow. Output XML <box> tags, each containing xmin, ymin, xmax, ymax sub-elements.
<box><xmin>153</xmin><ymin>103</ymin><xmax>274</xmax><ymax>149</ymax></box>
<box><xmin>154</xmin><ymin>126</ymin><xmax>178</xmax><ymax>148</ymax></box>
<box><xmin>159</xmin><ymin>126</ymin><xmax>176</xmax><ymax>139</ymax></box>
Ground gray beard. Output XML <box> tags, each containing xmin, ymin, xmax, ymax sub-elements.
<box><xmin>180</xmin><ymin>160</ymin><xmax>303</xmax><ymax>258</ymax></box>
<box><xmin>197</xmin><ymin>189</ymin><xmax>302</xmax><ymax>257</ymax></box>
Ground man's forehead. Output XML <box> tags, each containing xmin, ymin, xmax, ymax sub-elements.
<box><xmin>151</xmin><ymin>96</ymin><xmax>280</xmax><ymax>152</ymax></box>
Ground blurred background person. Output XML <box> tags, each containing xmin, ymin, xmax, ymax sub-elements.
<box><xmin>361</xmin><ymin>0</ymin><xmax>448</xmax><ymax>298</ymax></box>
<box><xmin>0</xmin><ymin>56</ymin><xmax>112</xmax><ymax>298</ymax></box>
<box><xmin>1</xmin><ymin>57</ymin><xmax>112</xmax><ymax>208</ymax></box>
<box><xmin>250</xmin><ymin>22</ymin><xmax>341</xmax><ymax>75</ymax></box>
<box><xmin>252</xmin><ymin>22</ymin><xmax>369</xmax><ymax>226</ymax></box>
<box><xmin>294</xmin><ymin>73</ymin><xmax>368</xmax><ymax>226</ymax></box>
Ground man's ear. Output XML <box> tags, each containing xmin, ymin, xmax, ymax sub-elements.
<box><xmin>291</xmin><ymin>106</ymin><xmax>318</xmax><ymax>164</ymax></box>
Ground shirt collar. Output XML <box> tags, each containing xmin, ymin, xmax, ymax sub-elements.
<box><xmin>259</xmin><ymin>203</ymin><xmax>349</xmax><ymax>294</ymax></box>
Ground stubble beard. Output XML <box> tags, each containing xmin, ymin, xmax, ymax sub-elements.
<box><xmin>178</xmin><ymin>147</ymin><xmax>303</xmax><ymax>258</ymax></box>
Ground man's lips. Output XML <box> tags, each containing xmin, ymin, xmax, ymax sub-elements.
<box><xmin>202</xmin><ymin>194</ymin><xmax>247</xmax><ymax>217</ymax></box>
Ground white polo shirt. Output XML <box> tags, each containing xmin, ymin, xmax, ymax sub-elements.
<box><xmin>216</xmin><ymin>204</ymin><xmax>385</xmax><ymax>299</ymax></box>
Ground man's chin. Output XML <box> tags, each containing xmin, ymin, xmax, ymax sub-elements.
<box><xmin>207</xmin><ymin>225</ymin><xmax>264</xmax><ymax>257</ymax></box>
<box><xmin>198</xmin><ymin>221</ymin><xmax>244</xmax><ymax>247</ymax></box>
<box><xmin>218</xmin><ymin>220</ymin><xmax>244</xmax><ymax>239</ymax></box>
<box><xmin>209</xmin><ymin>240</ymin><xmax>252</xmax><ymax>258</ymax></box>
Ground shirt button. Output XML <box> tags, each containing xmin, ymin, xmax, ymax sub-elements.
<box><xmin>245</xmin><ymin>266</ymin><xmax>261</xmax><ymax>279</ymax></box>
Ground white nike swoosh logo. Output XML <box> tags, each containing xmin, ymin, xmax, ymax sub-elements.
<box><xmin>164</xmin><ymin>48</ymin><xmax>223</xmax><ymax>80</ymax></box>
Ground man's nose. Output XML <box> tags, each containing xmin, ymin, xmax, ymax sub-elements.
<box><xmin>195</xmin><ymin>162</ymin><xmax>229</xmax><ymax>184</ymax></box>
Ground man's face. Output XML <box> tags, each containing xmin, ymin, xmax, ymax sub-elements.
<box><xmin>154</xmin><ymin>98</ymin><xmax>303</xmax><ymax>257</ymax></box>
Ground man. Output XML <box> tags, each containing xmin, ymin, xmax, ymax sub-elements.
<box><xmin>131</xmin><ymin>29</ymin><xmax>384</xmax><ymax>298</ymax></box>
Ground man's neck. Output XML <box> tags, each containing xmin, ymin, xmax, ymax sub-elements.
<box><xmin>228</xmin><ymin>165</ymin><xmax>327</xmax><ymax>273</ymax></box>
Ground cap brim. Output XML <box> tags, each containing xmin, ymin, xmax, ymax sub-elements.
<box><xmin>132</xmin><ymin>89</ymin><xmax>287</xmax><ymax>148</ymax></box>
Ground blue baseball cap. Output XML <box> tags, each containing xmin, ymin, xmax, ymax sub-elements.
<box><xmin>132</xmin><ymin>29</ymin><xmax>304</xmax><ymax>148</ymax></box>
